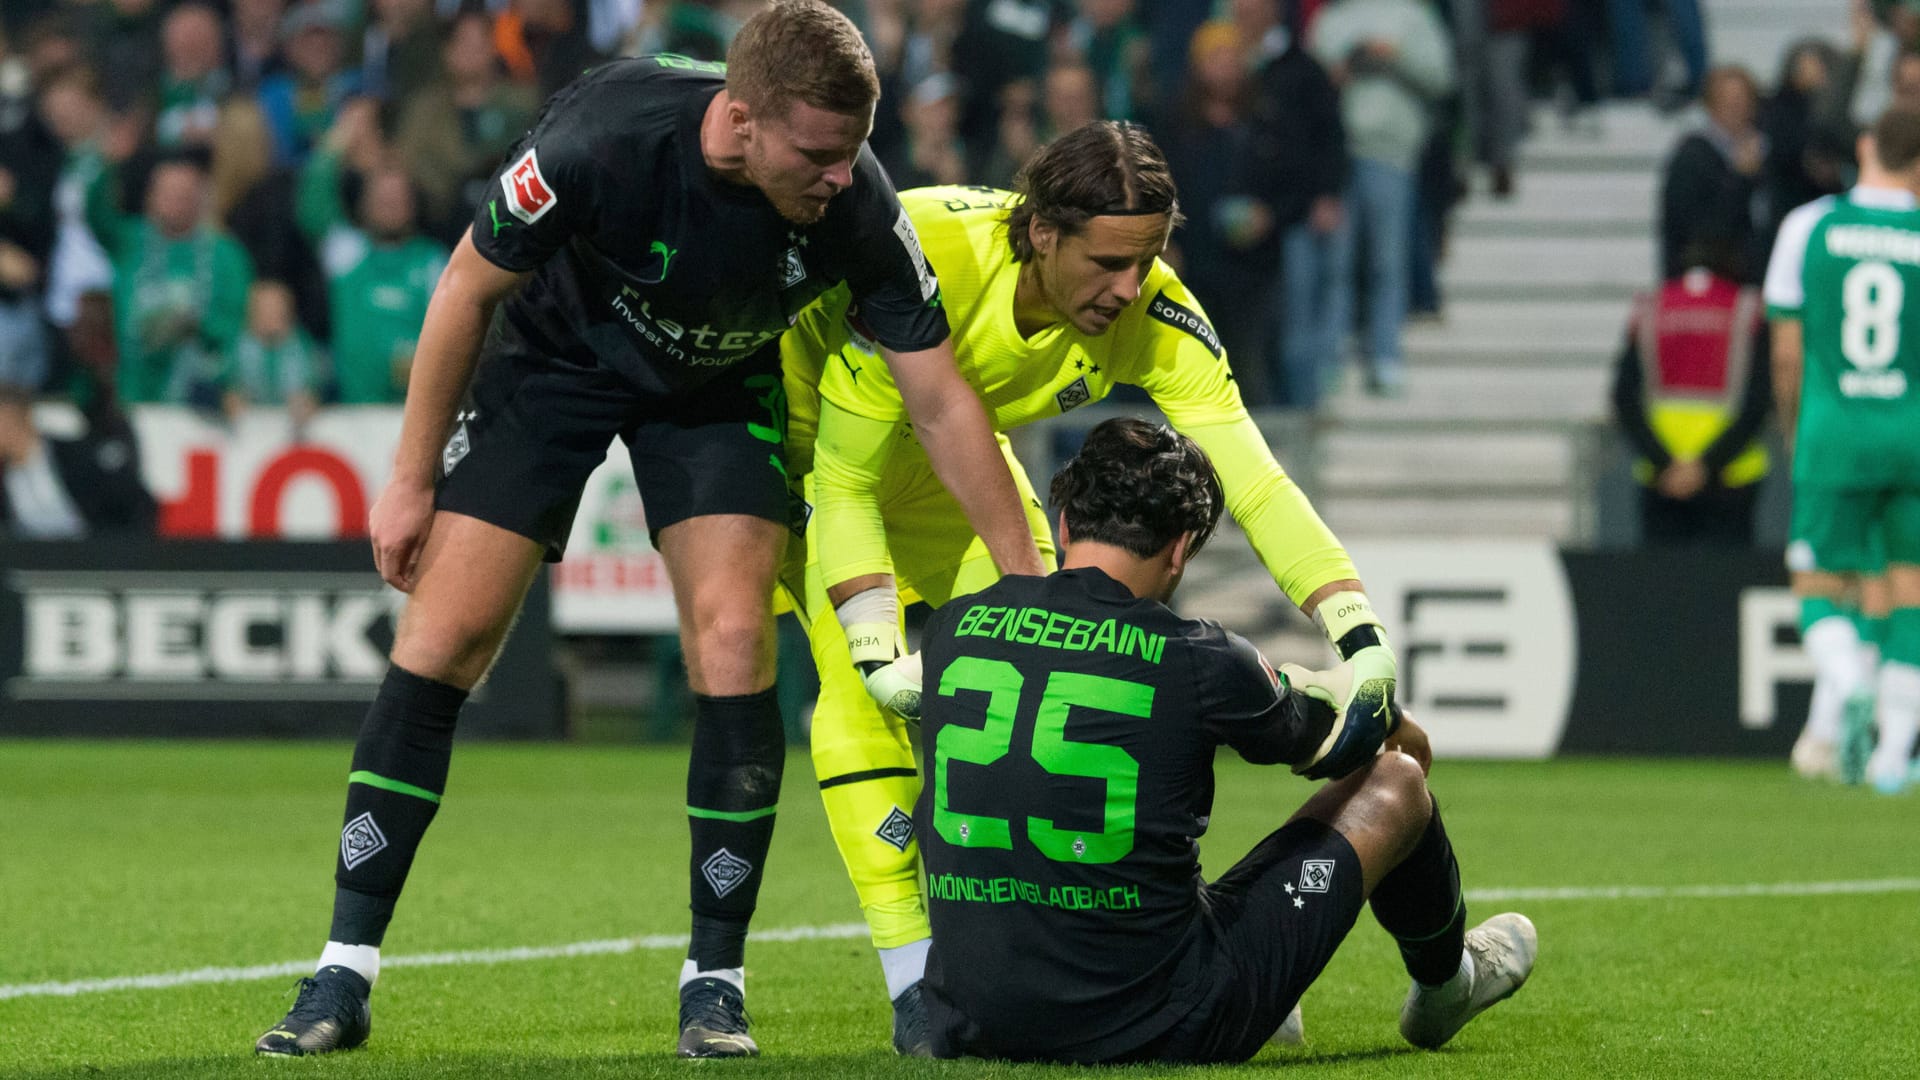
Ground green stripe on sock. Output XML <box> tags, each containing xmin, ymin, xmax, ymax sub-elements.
<box><xmin>348</xmin><ymin>770</ymin><xmax>442</xmax><ymax>805</ymax></box>
<box><xmin>686</xmin><ymin>805</ymin><xmax>778</xmax><ymax>822</ymax></box>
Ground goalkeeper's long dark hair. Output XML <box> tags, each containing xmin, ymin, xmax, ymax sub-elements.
<box><xmin>1050</xmin><ymin>418</ymin><xmax>1224</xmax><ymax>560</ymax></box>
<box><xmin>1004</xmin><ymin>120</ymin><xmax>1183</xmax><ymax>263</ymax></box>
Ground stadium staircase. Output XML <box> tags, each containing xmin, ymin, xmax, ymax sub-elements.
<box><xmin>1310</xmin><ymin>0</ymin><xmax>1858</xmax><ymax>543</ymax></box>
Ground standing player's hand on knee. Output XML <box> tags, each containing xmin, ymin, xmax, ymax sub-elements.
<box><xmin>369</xmin><ymin>478</ymin><xmax>436</xmax><ymax>592</ymax></box>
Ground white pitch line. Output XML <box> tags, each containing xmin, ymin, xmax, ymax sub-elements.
<box><xmin>1467</xmin><ymin>877</ymin><xmax>1920</xmax><ymax>902</ymax></box>
<box><xmin>0</xmin><ymin>922</ymin><xmax>868</xmax><ymax>1002</ymax></box>
<box><xmin>7</xmin><ymin>878</ymin><xmax>1920</xmax><ymax>1003</ymax></box>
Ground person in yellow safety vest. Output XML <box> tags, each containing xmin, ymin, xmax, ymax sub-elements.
<box><xmin>1611</xmin><ymin>236</ymin><xmax>1774</xmax><ymax>545</ymax></box>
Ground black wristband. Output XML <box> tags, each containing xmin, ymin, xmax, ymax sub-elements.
<box><xmin>1335</xmin><ymin>624</ymin><xmax>1384</xmax><ymax>660</ymax></box>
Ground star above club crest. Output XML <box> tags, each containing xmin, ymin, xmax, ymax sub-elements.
<box><xmin>1293</xmin><ymin>896</ymin><xmax>1305</xmax><ymax>909</ymax></box>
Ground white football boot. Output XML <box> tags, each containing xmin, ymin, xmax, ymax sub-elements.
<box><xmin>1268</xmin><ymin>1002</ymin><xmax>1305</xmax><ymax>1046</ymax></box>
<box><xmin>1399</xmin><ymin>913</ymin><xmax>1537</xmax><ymax>1050</ymax></box>
<box><xmin>1790</xmin><ymin>733</ymin><xmax>1838</xmax><ymax>781</ymax></box>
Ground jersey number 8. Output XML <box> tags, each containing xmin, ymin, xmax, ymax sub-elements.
<box><xmin>1841</xmin><ymin>261</ymin><xmax>1904</xmax><ymax>370</ymax></box>
<box><xmin>932</xmin><ymin>657</ymin><xmax>1148</xmax><ymax>864</ymax></box>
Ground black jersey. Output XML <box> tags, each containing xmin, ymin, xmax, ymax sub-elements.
<box><xmin>915</xmin><ymin>567</ymin><xmax>1318</xmax><ymax>1063</ymax></box>
<box><xmin>470</xmin><ymin>56</ymin><xmax>947</xmax><ymax>396</ymax></box>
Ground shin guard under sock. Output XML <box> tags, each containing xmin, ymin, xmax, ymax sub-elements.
<box><xmin>329</xmin><ymin>666</ymin><xmax>467</xmax><ymax>946</ymax></box>
<box><xmin>1370</xmin><ymin>794</ymin><xmax>1468</xmax><ymax>987</ymax></box>
<box><xmin>686</xmin><ymin>688</ymin><xmax>785</xmax><ymax>971</ymax></box>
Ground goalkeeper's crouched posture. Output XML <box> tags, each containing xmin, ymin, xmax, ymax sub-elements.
<box><xmin>775</xmin><ymin>121</ymin><xmax>1410</xmax><ymax>1054</ymax></box>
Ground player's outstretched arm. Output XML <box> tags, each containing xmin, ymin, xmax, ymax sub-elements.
<box><xmin>883</xmin><ymin>340</ymin><xmax>1046</xmax><ymax>579</ymax></box>
<box><xmin>370</xmin><ymin>229</ymin><xmax>527</xmax><ymax>591</ymax></box>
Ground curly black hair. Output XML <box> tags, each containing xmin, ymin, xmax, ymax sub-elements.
<box><xmin>1049</xmin><ymin>417</ymin><xmax>1224</xmax><ymax>560</ymax></box>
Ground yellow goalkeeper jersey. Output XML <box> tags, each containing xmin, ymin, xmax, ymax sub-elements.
<box><xmin>787</xmin><ymin>185</ymin><xmax>1357</xmax><ymax>608</ymax></box>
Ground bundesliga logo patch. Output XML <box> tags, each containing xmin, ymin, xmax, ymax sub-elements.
<box><xmin>502</xmin><ymin>148</ymin><xmax>557</xmax><ymax>225</ymax></box>
<box><xmin>701</xmin><ymin>848</ymin><xmax>753</xmax><ymax>899</ymax></box>
<box><xmin>340</xmin><ymin>812</ymin><xmax>388</xmax><ymax>871</ymax></box>
<box><xmin>1299</xmin><ymin>859</ymin><xmax>1335</xmax><ymax>894</ymax></box>
<box><xmin>874</xmin><ymin>807</ymin><xmax>915</xmax><ymax>852</ymax></box>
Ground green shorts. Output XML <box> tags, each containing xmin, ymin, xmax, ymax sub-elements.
<box><xmin>1786</xmin><ymin>487</ymin><xmax>1920</xmax><ymax>574</ymax></box>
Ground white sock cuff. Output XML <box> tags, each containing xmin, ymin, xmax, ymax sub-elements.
<box><xmin>834</xmin><ymin>586</ymin><xmax>898</xmax><ymax>629</ymax></box>
<box><xmin>1805</xmin><ymin>617</ymin><xmax>1865</xmax><ymax>686</ymax></box>
<box><xmin>878</xmin><ymin>938</ymin><xmax>930</xmax><ymax>1000</ymax></box>
<box><xmin>318</xmin><ymin>941</ymin><xmax>380</xmax><ymax>986</ymax></box>
<box><xmin>680</xmin><ymin>959</ymin><xmax>745</xmax><ymax>994</ymax></box>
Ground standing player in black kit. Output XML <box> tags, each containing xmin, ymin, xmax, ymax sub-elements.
<box><xmin>254</xmin><ymin>0</ymin><xmax>1044</xmax><ymax>1060</ymax></box>
<box><xmin>914</xmin><ymin>419</ymin><xmax>1537</xmax><ymax>1063</ymax></box>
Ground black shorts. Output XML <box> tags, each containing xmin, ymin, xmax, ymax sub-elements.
<box><xmin>1143</xmin><ymin>820</ymin><xmax>1366</xmax><ymax>1064</ymax></box>
<box><xmin>435</xmin><ymin>318</ymin><xmax>796</xmax><ymax>561</ymax></box>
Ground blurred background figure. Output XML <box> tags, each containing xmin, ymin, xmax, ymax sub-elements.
<box><xmin>883</xmin><ymin>73</ymin><xmax>967</xmax><ymax>189</ymax></box>
<box><xmin>361</xmin><ymin>0</ymin><xmax>447</xmax><ymax>103</ymax></box>
<box><xmin>229</xmin><ymin>0</ymin><xmax>289</xmax><ymax>92</ymax></box>
<box><xmin>1162</xmin><ymin>20</ymin><xmax>1278</xmax><ymax>403</ymax></box>
<box><xmin>1612</xmin><ymin>235</ymin><xmax>1772</xmax><ymax>547</ymax></box>
<box><xmin>1610</xmin><ymin>0</ymin><xmax>1710</xmax><ymax>106</ymax></box>
<box><xmin>0</xmin><ymin>80</ymin><xmax>57</xmax><ymax>399</ymax></box>
<box><xmin>394</xmin><ymin>11</ymin><xmax>538</xmax><ymax>243</ymax></box>
<box><xmin>1660</xmin><ymin>65</ymin><xmax>1768</xmax><ymax>282</ymax></box>
<box><xmin>257</xmin><ymin>0</ymin><xmax>362</xmax><ymax>167</ymax></box>
<box><xmin>1065</xmin><ymin>0</ymin><xmax>1153</xmax><ymax>123</ymax></box>
<box><xmin>1762</xmin><ymin>29</ymin><xmax>1869</xmax><ymax>238</ymax></box>
<box><xmin>1235</xmin><ymin>0</ymin><xmax>1348</xmax><ymax>410</ymax></box>
<box><xmin>86</xmin><ymin>148</ymin><xmax>254</xmax><ymax>406</ymax></box>
<box><xmin>154</xmin><ymin>2</ymin><xmax>229</xmax><ymax>149</ymax></box>
<box><xmin>0</xmin><ymin>378</ymin><xmax>156</xmax><ymax>538</ymax></box>
<box><xmin>223</xmin><ymin>278</ymin><xmax>321</xmax><ymax>428</ymax></box>
<box><xmin>1310</xmin><ymin>0</ymin><xmax>1456</xmax><ymax>396</ymax></box>
<box><xmin>298</xmin><ymin>101</ymin><xmax>447</xmax><ymax>406</ymax></box>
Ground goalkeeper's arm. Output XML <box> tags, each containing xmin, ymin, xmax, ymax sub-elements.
<box><xmin>810</xmin><ymin>399</ymin><xmax>922</xmax><ymax>716</ymax></box>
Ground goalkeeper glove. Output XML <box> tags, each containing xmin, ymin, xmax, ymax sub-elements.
<box><xmin>844</xmin><ymin>617</ymin><xmax>923</xmax><ymax>721</ymax></box>
<box><xmin>1285</xmin><ymin>591</ymin><xmax>1399</xmax><ymax>780</ymax></box>
<box><xmin>862</xmin><ymin>651</ymin><xmax>924</xmax><ymax>723</ymax></box>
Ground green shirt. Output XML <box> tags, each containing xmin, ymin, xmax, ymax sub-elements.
<box><xmin>1765</xmin><ymin>187</ymin><xmax>1920</xmax><ymax>488</ymax></box>
<box><xmin>85</xmin><ymin>167</ymin><xmax>253</xmax><ymax>405</ymax></box>
<box><xmin>297</xmin><ymin>150</ymin><xmax>449</xmax><ymax>403</ymax></box>
<box><xmin>226</xmin><ymin>328</ymin><xmax>323</xmax><ymax>404</ymax></box>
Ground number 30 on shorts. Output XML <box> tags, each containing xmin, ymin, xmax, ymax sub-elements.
<box><xmin>931</xmin><ymin>657</ymin><xmax>1149</xmax><ymax>864</ymax></box>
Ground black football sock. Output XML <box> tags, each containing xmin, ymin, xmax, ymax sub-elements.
<box><xmin>328</xmin><ymin>666</ymin><xmax>467</xmax><ymax>946</ymax></box>
<box><xmin>685</xmin><ymin>688</ymin><xmax>785</xmax><ymax>972</ymax></box>
<box><xmin>1370</xmin><ymin>793</ymin><xmax>1468</xmax><ymax>987</ymax></box>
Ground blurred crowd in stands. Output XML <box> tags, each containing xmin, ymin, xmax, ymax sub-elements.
<box><xmin>0</xmin><ymin>0</ymin><xmax>1906</xmax><ymax>538</ymax></box>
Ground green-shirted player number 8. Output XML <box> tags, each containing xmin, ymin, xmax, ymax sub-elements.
<box><xmin>932</xmin><ymin>657</ymin><xmax>1148</xmax><ymax>864</ymax></box>
<box><xmin>1842</xmin><ymin>261</ymin><xmax>1904</xmax><ymax>370</ymax></box>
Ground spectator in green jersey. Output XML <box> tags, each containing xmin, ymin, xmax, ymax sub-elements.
<box><xmin>297</xmin><ymin>103</ymin><xmax>448</xmax><ymax>405</ymax></box>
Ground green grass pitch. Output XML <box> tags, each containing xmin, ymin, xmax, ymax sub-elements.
<box><xmin>3</xmin><ymin>741</ymin><xmax>1917</xmax><ymax>1078</ymax></box>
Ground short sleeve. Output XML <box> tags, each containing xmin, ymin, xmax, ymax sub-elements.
<box><xmin>1764</xmin><ymin>197</ymin><xmax>1831</xmax><ymax>317</ymax></box>
<box><xmin>470</xmin><ymin>132</ymin><xmax>598</xmax><ymax>272</ymax></box>
<box><xmin>837</xmin><ymin>149</ymin><xmax>951</xmax><ymax>354</ymax></box>
<box><xmin>1192</xmin><ymin>625</ymin><xmax>1298</xmax><ymax>764</ymax></box>
<box><xmin>1130</xmin><ymin>268</ymin><xmax>1241</xmax><ymax>426</ymax></box>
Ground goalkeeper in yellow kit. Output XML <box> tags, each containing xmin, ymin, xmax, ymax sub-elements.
<box><xmin>779</xmin><ymin>122</ymin><xmax>1400</xmax><ymax>1053</ymax></box>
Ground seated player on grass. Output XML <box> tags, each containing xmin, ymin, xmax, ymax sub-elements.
<box><xmin>910</xmin><ymin>418</ymin><xmax>1537</xmax><ymax>1064</ymax></box>
<box><xmin>772</xmin><ymin>120</ymin><xmax>1399</xmax><ymax>1051</ymax></box>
